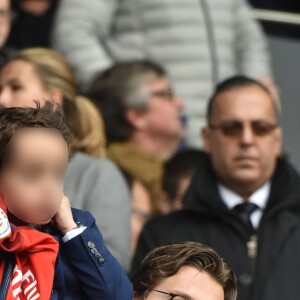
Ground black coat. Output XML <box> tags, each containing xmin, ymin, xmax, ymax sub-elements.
<box><xmin>132</xmin><ymin>156</ymin><xmax>300</xmax><ymax>300</ymax></box>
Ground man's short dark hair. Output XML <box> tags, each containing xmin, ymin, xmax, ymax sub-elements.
<box><xmin>206</xmin><ymin>75</ymin><xmax>279</xmax><ymax>123</ymax></box>
<box><xmin>0</xmin><ymin>101</ymin><xmax>73</xmax><ymax>170</ymax></box>
<box><xmin>87</xmin><ymin>60</ymin><xmax>166</xmax><ymax>144</ymax></box>
<box><xmin>163</xmin><ymin>149</ymin><xmax>207</xmax><ymax>201</ymax></box>
<box><xmin>132</xmin><ymin>241</ymin><xmax>237</xmax><ymax>300</ymax></box>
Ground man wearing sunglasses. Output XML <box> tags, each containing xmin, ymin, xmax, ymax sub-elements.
<box><xmin>133</xmin><ymin>75</ymin><xmax>300</xmax><ymax>300</ymax></box>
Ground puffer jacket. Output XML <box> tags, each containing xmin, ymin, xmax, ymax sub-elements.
<box><xmin>52</xmin><ymin>0</ymin><xmax>272</xmax><ymax>147</ymax></box>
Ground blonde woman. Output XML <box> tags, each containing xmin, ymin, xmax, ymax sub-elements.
<box><xmin>0</xmin><ymin>48</ymin><xmax>131</xmax><ymax>271</ymax></box>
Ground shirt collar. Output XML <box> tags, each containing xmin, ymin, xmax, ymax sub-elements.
<box><xmin>218</xmin><ymin>181</ymin><xmax>271</xmax><ymax>210</ymax></box>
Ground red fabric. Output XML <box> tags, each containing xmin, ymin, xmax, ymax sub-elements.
<box><xmin>0</xmin><ymin>195</ymin><xmax>59</xmax><ymax>300</ymax></box>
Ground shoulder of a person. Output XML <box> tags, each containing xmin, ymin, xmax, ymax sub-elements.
<box><xmin>70</xmin><ymin>152</ymin><xmax>121</xmax><ymax>174</ymax></box>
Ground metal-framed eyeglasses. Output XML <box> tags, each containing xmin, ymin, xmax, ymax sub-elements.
<box><xmin>150</xmin><ymin>88</ymin><xmax>175</xmax><ymax>102</ymax></box>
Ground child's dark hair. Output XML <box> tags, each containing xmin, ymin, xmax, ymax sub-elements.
<box><xmin>0</xmin><ymin>101</ymin><xmax>73</xmax><ymax>170</ymax></box>
<box><xmin>132</xmin><ymin>241</ymin><xmax>237</xmax><ymax>300</ymax></box>
<box><xmin>162</xmin><ymin>149</ymin><xmax>207</xmax><ymax>201</ymax></box>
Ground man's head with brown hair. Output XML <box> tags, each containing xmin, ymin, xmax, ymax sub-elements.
<box><xmin>0</xmin><ymin>101</ymin><xmax>73</xmax><ymax>225</ymax></box>
<box><xmin>132</xmin><ymin>241</ymin><xmax>237</xmax><ymax>300</ymax></box>
<box><xmin>88</xmin><ymin>60</ymin><xmax>184</xmax><ymax>158</ymax></box>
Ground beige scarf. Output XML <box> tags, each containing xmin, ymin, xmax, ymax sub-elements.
<box><xmin>108</xmin><ymin>142</ymin><xmax>164</xmax><ymax>212</ymax></box>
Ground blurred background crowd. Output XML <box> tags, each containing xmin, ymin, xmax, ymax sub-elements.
<box><xmin>1</xmin><ymin>0</ymin><xmax>300</xmax><ymax>299</ymax></box>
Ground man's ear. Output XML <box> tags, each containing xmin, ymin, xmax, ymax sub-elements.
<box><xmin>125</xmin><ymin>108</ymin><xmax>147</xmax><ymax>130</ymax></box>
<box><xmin>201</xmin><ymin>127</ymin><xmax>212</xmax><ymax>153</ymax></box>
<box><xmin>274</xmin><ymin>126</ymin><xmax>283</xmax><ymax>157</ymax></box>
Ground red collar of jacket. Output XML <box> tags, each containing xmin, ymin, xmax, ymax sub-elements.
<box><xmin>0</xmin><ymin>195</ymin><xmax>58</xmax><ymax>300</ymax></box>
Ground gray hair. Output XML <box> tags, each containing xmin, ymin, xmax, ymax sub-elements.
<box><xmin>88</xmin><ymin>60</ymin><xmax>167</xmax><ymax>143</ymax></box>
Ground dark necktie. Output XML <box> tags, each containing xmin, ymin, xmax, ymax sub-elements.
<box><xmin>233</xmin><ymin>202</ymin><xmax>259</xmax><ymax>236</ymax></box>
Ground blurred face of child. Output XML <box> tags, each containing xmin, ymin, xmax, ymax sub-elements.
<box><xmin>0</xmin><ymin>127</ymin><xmax>69</xmax><ymax>224</ymax></box>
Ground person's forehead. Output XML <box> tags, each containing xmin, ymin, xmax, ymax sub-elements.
<box><xmin>160</xmin><ymin>265</ymin><xmax>204</xmax><ymax>284</ymax></box>
<box><xmin>8</xmin><ymin>128</ymin><xmax>68</xmax><ymax>158</ymax></box>
<box><xmin>1</xmin><ymin>60</ymin><xmax>36</xmax><ymax>82</ymax></box>
<box><xmin>212</xmin><ymin>85</ymin><xmax>275</xmax><ymax>119</ymax></box>
<box><xmin>156</xmin><ymin>266</ymin><xmax>223</xmax><ymax>299</ymax></box>
<box><xmin>146</xmin><ymin>76</ymin><xmax>170</xmax><ymax>90</ymax></box>
<box><xmin>4</xmin><ymin>59</ymin><xmax>33</xmax><ymax>73</ymax></box>
<box><xmin>0</xmin><ymin>0</ymin><xmax>10</xmax><ymax>10</ymax></box>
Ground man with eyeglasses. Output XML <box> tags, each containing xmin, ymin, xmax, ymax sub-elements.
<box><xmin>133</xmin><ymin>75</ymin><xmax>300</xmax><ymax>300</ymax></box>
<box><xmin>53</xmin><ymin>0</ymin><xmax>276</xmax><ymax>150</ymax></box>
<box><xmin>132</xmin><ymin>241</ymin><xmax>237</xmax><ymax>300</ymax></box>
<box><xmin>88</xmin><ymin>60</ymin><xmax>184</xmax><ymax>213</ymax></box>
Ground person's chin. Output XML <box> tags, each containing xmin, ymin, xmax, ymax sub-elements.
<box><xmin>233</xmin><ymin>168</ymin><xmax>260</xmax><ymax>181</ymax></box>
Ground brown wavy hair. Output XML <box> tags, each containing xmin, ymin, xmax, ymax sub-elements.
<box><xmin>0</xmin><ymin>101</ymin><xmax>73</xmax><ymax>170</ymax></box>
<box><xmin>132</xmin><ymin>241</ymin><xmax>237</xmax><ymax>300</ymax></box>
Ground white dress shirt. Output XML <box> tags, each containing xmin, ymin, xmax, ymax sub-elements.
<box><xmin>218</xmin><ymin>182</ymin><xmax>271</xmax><ymax>230</ymax></box>
<box><xmin>62</xmin><ymin>226</ymin><xmax>87</xmax><ymax>242</ymax></box>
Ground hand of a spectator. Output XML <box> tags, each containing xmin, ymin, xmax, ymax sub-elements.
<box><xmin>52</xmin><ymin>195</ymin><xmax>77</xmax><ymax>235</ymax></box>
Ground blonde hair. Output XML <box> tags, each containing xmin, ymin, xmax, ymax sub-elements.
<box><xmin>72</xmin><ymin>96</ymin><xmax>106</xmax><ymax>157</ymax></box>
<box><xmin>7</xmin><ymin>47</ymin><xmax>106</xmax><ymax>157</ymax></box>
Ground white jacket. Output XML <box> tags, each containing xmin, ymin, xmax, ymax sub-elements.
<box><xmin>52</xmin><ymin>0</ymin><xmax>272</xmax><ymax>147</ymax></box>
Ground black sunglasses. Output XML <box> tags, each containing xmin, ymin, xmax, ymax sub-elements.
<box><xmin>209</xmin><ymin>120</ymin><xmax>277</xmax><ymax>138</ymax></box>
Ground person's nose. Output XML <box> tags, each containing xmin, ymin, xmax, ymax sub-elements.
<box><xmin>0</xmin><ymin>87</ymin><xmax>12</xmax><ymax>107</ymax></box>
<box><xmin>240</xmin><ymin>123</ymin><xmax>254</xmax><ymax>145</ymax></box>
<box><xmin>173</xmin><ymin>94</ymin><xmax>184</xmax><ymax>111</ymax></box>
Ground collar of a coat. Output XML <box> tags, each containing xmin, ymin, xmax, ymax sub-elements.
<box><xmin>184</xmin><ymin>155</ymin><xmax>300</xmax><ymax>219</ymax></box>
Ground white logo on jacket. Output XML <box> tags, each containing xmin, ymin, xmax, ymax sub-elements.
<box><xmin>0</xmin><ymin>207</ymin><xmax>11</xmax><ymax>239</ymax></box>
<box><xmin>12</xmin><ymin>264</ymin><xmax>40</xmax><ymax>300</ymax></box>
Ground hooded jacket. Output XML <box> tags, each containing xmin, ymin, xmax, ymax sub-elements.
<box><xmin>132</xmin><ymin>155</ymin><xmax>300</xmax><ymax>300</ymax></box>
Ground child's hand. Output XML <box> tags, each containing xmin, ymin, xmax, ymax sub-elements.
<box><xmin>52</xmin><ymin>195</ymin><xmax>77</xmax><ymax>235</ymax></box>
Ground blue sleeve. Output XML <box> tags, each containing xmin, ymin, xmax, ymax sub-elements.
<box><xmin>61</xmin><ymin>209</ymin><xmax>133</xmax><ymax>300</ymax></box>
